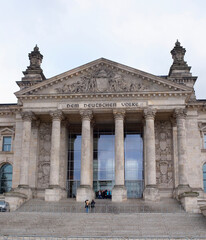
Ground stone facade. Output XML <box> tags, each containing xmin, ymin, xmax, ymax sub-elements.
<box><xmin>0</xmin><ymin>41</ymin><xmax>206</xmax><ymax>212</ymax></box>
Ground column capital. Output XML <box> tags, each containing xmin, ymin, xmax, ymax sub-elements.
<box><xmin>80</xmin><ymin>110</ymin><xmax>93</xmax><ymax>121</ymax></box>
<box><xmin>50</xmin><ymin>110</ymin><xmax>64</xmax><ymax>121</ymax></box>
<box><xmin>21</xmin><ymin>111</ymin><xmax>36</xmax><ymax>121</ymax></box>
<box><xmin>113</xmin><ymin>109</ymin><xmax>125</xmax><ymax>120</ymax></box>
<box><xmin>173</xmin><ymin>108</ymin><xmax>187</xmax><ymax>120</ymax></box>
<box><xmin>143</xmin><ymin>108</ymin><xmax>156</xmax><ymax>120</ymax></box>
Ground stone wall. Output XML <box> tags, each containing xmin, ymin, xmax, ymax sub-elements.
<box><xmin>155</xmin><ymin>121</ymin><xmax>174</xmax><ymax>189</ymax></box>
<box><xmin>37</xmin><ymin>123</ymin><xmax>51</xmax><ymax>189</ymax></box>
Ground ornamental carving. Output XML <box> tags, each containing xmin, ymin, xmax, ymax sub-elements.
<box><xmin>144</xmin><ymin>108</ymin><xmax>156</xmax><ymax>120</ymax></box>
<box><xmin>21</xmin><ymin>111</ymin><xmax>36</xmax><ymax>121</ymax></box>
<box><xmin>173</xmin><ymin>108</ymin><xmax>187</xmax><ymax>120</ymax></box>
<box><xmin>80</xmin><ymin>110</ymin><xmax>93</xmax><ymax>121</ymax></box>
<box><xmin>50</xmin><ymin>110</ymin><xmax>64</xmax><ymax>121</ymax></box>
<box><xmin>55</xmin><ymin>66</ymin><xmax>156</xmax><ymax>94</ymax></box>
<box><xmin>113</xmin><ymin>109</ymin><xmax>125</xmax><ymax>120</ymax></box>
<box><xmin>37</xmin><ymin>123</ymin><xmax>52</xmax><ymax>188</ymax></box>
<box><xmin>155</xmin><ymin>121</ymin><xmax>173</xmax><ymax>188</ymax></box>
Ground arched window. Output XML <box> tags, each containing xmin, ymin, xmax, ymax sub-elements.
<box><xmin>203</xmin><ymin>163</ymin><xmax>206</xmax><ymax>192</ymax></box>
<box><xmin>0</xmin><ymin>164</ymin><xmax>13</xmax><ymax>194</ymax></box>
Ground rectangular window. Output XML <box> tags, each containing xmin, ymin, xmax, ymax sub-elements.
<box><xmin>2</xmin><ymin>136</ymin><xmax>12</xmax><ymax>152</ymax></box>
<box><xmin>204</xmin><ymin>134</ymin><xmax>206</xmax><ymax>149</ymax></box>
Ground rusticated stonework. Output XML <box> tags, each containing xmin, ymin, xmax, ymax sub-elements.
<box><xmin>155</xmin><ymin>121</ymin><xmax>173</xmax><ymax>188</ymax></box>
<box><xmin>37</xmin><ymin>123</ymin><xmax>52</xmax><ymax>188</ymax></box>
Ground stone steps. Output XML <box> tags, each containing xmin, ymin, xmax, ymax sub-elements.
<box><xmin>16</xmin><ymin>198</ymin><xmax>184</xmax><ymax>213</ymax></box>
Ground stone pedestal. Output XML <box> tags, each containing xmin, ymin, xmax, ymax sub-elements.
<box><xmin>45</xmin><ymin>187</ymin><xmax>67</xmax><ymax>202</ymax></box>
<box><xmin>143</xmin><ymin>108</ymin><xmax>159</xmax><ymax>201</ymax></box>
<box><xmin>179</xmin><ymin>192</ymin><xmax>199</xmax><ymax>213</ymax></box>
<box><xmin>200</xmin><ymin>205</ymin><xmax>206</xmax><ymax>217</ymax></box>
<box><xmin>112</xmin><ymin>110</ymin><xmax>127</xmax><ymax>202</ymax></box>
<box><xmin>4</xmin><ymin>191</ymin><xmax>27</xmax><ymax>211</ymax></box>
<box><xmin>174</xmin><ymin>184</ymin><xmax>191</xmax><ymax>199</ymax></box>
<box><xmin>143</xmin><ymin>185</ymin><xmax>160</xmax><ymax>201</ymax></box>
<box><xmin>76</xmin><ymin>110</ymin><xmax>94</xmax><ymax>202</ymax></box>
<box><xmin>76</xmin><ymin>185</ymin><xmax>95</xmax><ymax>202</ymax></box>
<box><xmin>112</xmin><ymin>185</ymin><xmax>127</xmax><ymax>202</ymax></box>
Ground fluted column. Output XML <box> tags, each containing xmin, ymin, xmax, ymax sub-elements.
<box><xmin>174</xmin><ymin>109</ymin><xmax>190</xmax><ymax>195</ymax></box>
<box><xmin>49</xmin><ymin>110</ymin><xmax>63</xmax><ymax>187</ymax></box>
<box><xmin>19</xmin><ymin>111</ymin><xmax>35</xmax><ymax>188</ymax></box>
<box><xmin>143</xmin><ymin>108</ymin><xmax>160</xmax><ymax>201</ymax></box>
<box><xmin>76</xmin><ymin>110</ymin><xmax>94</xmax><ymax>202</ymax></box>
<box><xmin>112</xmin><ymin>109</ymin><xmax>127</xmax><ymax>202</ymax></box>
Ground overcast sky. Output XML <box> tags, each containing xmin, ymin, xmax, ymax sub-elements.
<box><xmin>0</xmin><ymin>0</ymin><xmax>206</xmax><ymax>103</ymax></box>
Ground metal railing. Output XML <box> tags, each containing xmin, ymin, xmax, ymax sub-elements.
<box><xmin>0</xmin><ymin>236</ymin><xmax>206</xmax><ymax>240</ymax></box>
<box><xmin>16</xmin><ymin>203</ymin><xmax>184</xmax><ymax>213</ymax></box>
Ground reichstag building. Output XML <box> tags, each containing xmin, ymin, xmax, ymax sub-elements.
<box><xmin>0</xmin><ymin>41</ymin><xmax>206</xmax><ymax>212</ymax></box>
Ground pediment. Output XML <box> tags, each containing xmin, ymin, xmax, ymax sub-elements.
<box><xmin>15</xmin><ymin>58</ymin><xmax>192</xmax><ymax>97</ymax></box>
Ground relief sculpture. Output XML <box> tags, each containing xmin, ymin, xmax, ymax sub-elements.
<box><xmin>56</xmin><ymin>66</ymin><xmax>150</xmax><ymax>94</ymax></box>
<box><xmin>155</xmin><ymin>121</ymin><xmax>173</xmax><ymax>188</ymax></box>
<box><xmin>37</xmin><ymin>123</ymin><xmax>51</xmax><ymax>189</ymax></box>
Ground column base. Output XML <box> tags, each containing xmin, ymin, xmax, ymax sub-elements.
<box><xmin>45</xmin><ymin>186</ymin><xmax>66</xmax><ymax>202</ymax></box>
<box><xmin>143</xmin><ymin>185</ymin><xmax>160</xmax><ymax>201</ymax></box>
<box><xmin>112</xmin><ymin>185</ymin><xmax>127</xmax><ymax>202</ymax></box>
<box><xmin>179</xmin><ymin>192</ymin><xmax>199</xmax><ymax>213</ymax></box>
<box><xmin>16</xmin><ymin>185</ymin><xmax>33</xmax><ymax>199</ymax></box>
<box><xmin>174</xmin><ymin>184</ymin><xmax>191</xmax><ymax>200</ymax></box>
<box><xmin>76</xmin><ymin>185</ymin><xmax>95</xmax><ymax>202</ymax></box>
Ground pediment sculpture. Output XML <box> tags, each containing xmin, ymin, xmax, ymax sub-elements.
<box><xmin>55</xmin><ymin>67</ymin><xmax>152</xmax><ymax>94</ymax></box>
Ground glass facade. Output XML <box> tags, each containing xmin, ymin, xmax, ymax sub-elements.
<box><xmin>67</xmin><ymin>125</ymin><xmax>144</xmax><ymax>199</ymax></box>
<box><xmin>125</xmin><ymin>131</ymin><xmax>144</xmax><ymax>198</ymax></box>
<box><xmin>0</xmin><ymin>163</ymin><xmax>13</xmax><ymax>194</ymax></box>
<box><xmin>203</xmin><ymin>163</ymin><xmax>206</xmax><ymax>192</ymax></box>
<box><xmin>93</xmin><ymin>127</ymin><xmax>115</xmax><ymax>197</ymax></box>
<box><xmin>2</xmin><ymin>136</ymin><xmax>12</xmax><ymax>152</ymax></box>
<box><xmin>67</xmin><ymin>132</ymin><xmax>81</xmax><ymax>198</ymax></box>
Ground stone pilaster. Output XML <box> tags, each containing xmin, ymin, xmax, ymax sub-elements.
<box><xmin>143</xmin><ymin>108</ymin><xmax>160</xmax><ymax>201</ymax></box>
<box><xmin>112</xmin><ymin>109</ymin><xmax>127</xmax><ymax>202</ymax></box>
<box><xmin>76</xmin><ymin>110</ymin><xmax>95</xmax><ymax>202</ymax></box>
<box><xmin>173</xmin><ymin>108</ymin><xmax>191</xmax><ymax>197</ymax></box>
<box><xmin>45</xmin><ymin>110</ymin><xmax>66</xmax><ymax>201</ymax></box>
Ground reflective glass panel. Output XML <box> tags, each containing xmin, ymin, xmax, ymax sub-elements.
<box><xmin>93</xmin><ymin>127</ymin><xmax>115</xmax><ymax>196</ymax></box>
<box><xmin>67</xmin><ymin>132</ymin><xmax>81</xmax><ymax>198</ymax></box>
<box><xmin>124</xmin><ymin>129</ymin><xmax>144</xmax><ymax>198</ymax></box>
<box><xmin>0</xmin><ymin>164</ymin><xmax>13</xmax><ymax>194</ymax></box>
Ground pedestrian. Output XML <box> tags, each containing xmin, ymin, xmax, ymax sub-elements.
<box><xmin>91</xmin><ymin>199</ymin><xmax>95</xmax><ymax>213</ymax></box>
<box><xmin>85</xmin><ymin>199</ymin><xmax>90</xmax><ymax>213</ymax></box>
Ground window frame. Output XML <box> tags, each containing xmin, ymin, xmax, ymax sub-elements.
<box><xmin>2</xmin><ymin>136</ymin><xmax>12</xmax><ymax>152</ymax></box>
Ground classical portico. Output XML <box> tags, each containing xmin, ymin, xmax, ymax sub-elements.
<box><xmin>2</xmin><ymin>41</ymin><xmax>206</xmax><ymax>213</ymax></box>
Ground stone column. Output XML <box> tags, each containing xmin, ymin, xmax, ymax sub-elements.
<box><xmin>76</xmin><ymin>110</ymin><xmax>94</xmax><ymax>202</ymax></box>
<box><xmin>45</xmin><ymin>110</ymin><xmax>65</xmax><ymax>201</ymax></box>
<box><xmin>19</xmin><ymin>112</ymin><xmax>35</xmax><ymax>188</ymax></box>
<box><xmin>143</xmin><ymin>108</ymin><xmax>160</xmax><ymax>201</ymax></box>
<box><xmin>112</xmin><ymin>109</ymin><xmax>127</xmax><ymax>202</ymax></box>
<box><xmin>174</xmin><ymin>108</ymin><xmax>190</xmax><ymax>196</ymax></box>
<box><xmin>18</xmin><ymin>111</ymin><xmax>35</xmax><ymax>198</ymax></box>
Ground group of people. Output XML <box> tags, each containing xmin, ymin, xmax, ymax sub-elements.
<box><xmin>96</xmin><ymin>189</ymin><xmax>112</xmax><ymax>199</ymax></box>
<box><xmin>85</xmin><ymin>199</ymin><xmax>95</xmax><ymax>213</ymax></box>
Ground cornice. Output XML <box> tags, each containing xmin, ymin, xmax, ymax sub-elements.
<box><xmin>0</xmin><ymin>105</ymin><xmax>22</xmax><ymax>116</ymax></box>
<box><xmin>15</xmin><ymin>58</ymin><xmax>192</xmax><ymax>96</ymax></box>
<box><xmin>17</xmin><ymin>91</ymin><xmax>191</xmax><ymax>102</ymax></box>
